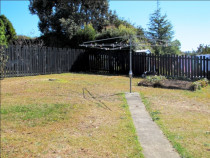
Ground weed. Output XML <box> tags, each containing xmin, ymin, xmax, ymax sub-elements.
<box><xmin>150</xmin><ymin>110</ymin><xmax>160</xmax><ymax>121</ymax></box>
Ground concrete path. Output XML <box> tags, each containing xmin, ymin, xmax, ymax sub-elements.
<box><xmin>125</xmin><ymin>92</ymin><xmax>180</xmax><ymax>158</ymax></box>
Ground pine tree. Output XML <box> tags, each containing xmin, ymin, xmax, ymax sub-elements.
<box><xmin>147</xmin><ymin>8</ymin><xmax>174</xmax><ymax>55</ymax></box>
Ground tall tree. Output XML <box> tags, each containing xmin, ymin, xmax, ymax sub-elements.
<box><xmin>147</xmin><ymin>8</ymin><xmax>174</xmax><ymax>55</ymax></box>
<box><xmin>29</xmin><ymin>0</ymin><xmax>110</xmax><ymax>47</ymax></box>
<box><xmin>0</xmin><ymin>15</ymin><xmax>17</xmax><ymax>45</ymax></box>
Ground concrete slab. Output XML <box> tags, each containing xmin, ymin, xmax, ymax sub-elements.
<box><xmin>125</xmin><ymin>92</ymin><xmax>180</xmax><ymax>158</ymax></box>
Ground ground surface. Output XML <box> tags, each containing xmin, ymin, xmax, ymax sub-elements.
<box><xmin>1</xmin><ymin>73</ymin><xmax>210</xmax><ymax>158</ymax></box>
<box><xmin>126</xmin><ymin>92</ymin><xmax>180</xmax><ymax>158</ymax></box>
<box><xmin>1</xmin><ymin>73</ymin><xmax>143</xmax><ymax>158</ymax></box>
<box><xmin>138</xmin><ymin>79</ymin><xmax>194</xmax><ymax>91</ymax></box>
<box><xmin>139</xmin><ymin>84</ymin><xmax>210</xmax><ymax>158</ymax></box>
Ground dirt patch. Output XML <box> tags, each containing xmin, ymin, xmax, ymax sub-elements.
<box><xmin>138</xmin><ymin>79</ymin><xmax>194</xmax><ymax>91</ymax></box>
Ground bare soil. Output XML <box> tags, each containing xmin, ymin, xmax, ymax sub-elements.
<box><xmin>138</xmin><ymin>79</ymin><xmax>194</xmax><ymax>91</ymax></box>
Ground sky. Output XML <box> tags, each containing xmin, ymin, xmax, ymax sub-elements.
<box><xmin>1</xmin><ymin>0</ymin><xmax>210</xmax><ymax>52</ymax></box>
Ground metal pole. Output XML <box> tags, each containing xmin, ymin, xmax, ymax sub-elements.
<box><xmin>129</xmin><ymin>36</ymin><xmax>133</xmax><ymax>93</ymax></box>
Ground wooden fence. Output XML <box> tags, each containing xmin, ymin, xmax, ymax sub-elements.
<box><xmin>132</xmin><ymin>53</ymin><xmax>210</xmax><ymax>79</ymax></box>
<box><xmin>85</xmin><ymin>51</ymin><xmax>210</xmax><ymax>79</ymax></box>
<box><xmin>2</xmin><ymin>45</ymin><xmax>85</xmax><ymax>78</ymax></box>
<box><xmin>1</xmin><ymin>45</ymin><xmax>210</xmax><ymax>79</ymax></box>
<box><xmin>87</xmin><ymin>49</ymin><xmax>129</xmax><ymax>74</ymax></box>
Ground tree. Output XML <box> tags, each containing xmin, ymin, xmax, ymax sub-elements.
<box><xmin>0</xmin><ymin>19</ymin><xmax>7</xmax><ymax>46</ymax></box>
<box><xmin>196</xmin><ymin>44</ymin><xmax>210</xmax><ymax>54</ymax></box>
<box><xmin>0</xmin><ymin>19</ymin><xmax>7</xmax><ymax>78</ymax></box>
<box><xmin>29</xmin><ymin>0</ymin><xmax>111</xmax><ymax>47</ymax></box>
<box><xmin>147</xmin><ymin>8</ymin><xmax>175</xmax><ymax>55</ymax></box>
<box><xmin>0</xmin><ymin>15</ymin><xmax>16</xmax><ymax>77</ymax></box>
<box><xmin>162</xmin><ymin>39</ymin><xmax>181</xmax><ymax>55</ymax></box>
<box><xmin>0</xmin><ymin>15</ymin><xmax>17</xmax><ymax>44</ymax></box>
<box><xmin>70</xmin><ymin>24</ymin><xmax>96</xmax><ymax>48</ymax></box>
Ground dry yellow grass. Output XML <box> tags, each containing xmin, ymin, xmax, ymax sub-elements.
<box><xmin>1</xmin><ymin>73</ymin><xmax>143</xmax><ymax>158</ymax></box>
<box><xmin>1</xmin><ymin>73</ymin><xmax>210</xmax><ymax>158</ymax></box>
<box><xmin>138</xmin><ymin>85</ymin><xmax>210</xmax><ymax>158</ymax></box>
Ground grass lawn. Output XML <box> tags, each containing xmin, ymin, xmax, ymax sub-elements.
<box><xmin>1</xmin><ymin>73</ymin><xmax>143</xmax><ymax>158</ymax></box>
<box><xmin>1</xmin><ymin>73</ymin><xmax>210</xmax><ymax>158</ymax></box>
<box><xmin>139</xmin><ymin>83</ymin><xmax>210</xmax><ymax>158</ymax></box>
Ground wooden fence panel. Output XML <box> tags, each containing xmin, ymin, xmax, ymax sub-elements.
<box><xmin>2</xmin><ymin>45</ymin><xmax>210</xmax><ymax>80</ymax></box>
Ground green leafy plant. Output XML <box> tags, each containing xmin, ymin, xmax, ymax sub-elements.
<box><xmin>192</xmin><ymin>78</ymin><xmax>209</xmax><ymax>91</ymax></box>
<box><xmin>146</xmin><ymin>75</ymin><xmax>166</xmax><ymax>83</ymax></box>
<box><xmin>150</xmin><ymin>110</ymin><xmax>161</xmax><ymax>121</ymax></box>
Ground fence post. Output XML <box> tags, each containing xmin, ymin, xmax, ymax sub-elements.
<box><xmin>207</xmin><ymin>58</ymin><xmax>209</xmax><ymax>79</ymax></box>
<box><xmin>188</xmin><ymin>55</ymin><xmax>190</xmax><ymax>78</ymax></box>
<box><xmin>190</xmin><ymin>55</ymin><xmax>193</xmax><ymax>79</ymax></box>
<box><xmin>203</xmin><ymin>56</ymin><xmax>206</xmax><ymax>78</ymax></box>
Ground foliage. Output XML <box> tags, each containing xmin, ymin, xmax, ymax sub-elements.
<box><xmin>193</xmin><ymin>78</ymin><xmax>209</xmax><ymax>91</ymax></box>
<box><xmin>150</xmin><ymin>110</ymin><xmax>160</xmax><ymax>121</ymax></box>
<box><xmin>17</xmin><ymin>35</ymin><xmax>34</xmax><ymax>40</ymax></box>
<box><xmin>195</xmin><ymin>44</ymin><xmax>210</xmax><ymax>54</ymax></box>
<box><xmin>0</xmin><ymin>15</ymin><xmax>16</xmax><ymax>78</ymax></box>
<box><xmin>70</xmin><ymin>24</ymin><xmax>96</xmax><ymax>48</ymax></box>
<box><xmin>147</xmin><ymin>8</ymin><xmax>180</xmax><ymax>55</ymax></box>
<box><xmin>39</xmin><ymin>32</ymin><xmax>68</xmax><ymax>48</ymax></box>
<box><xmin>146</xmin><ymin>75</ymin><xmax>166</xmax><ymax>83</ymax></box>
<box><xmin>96</xmin><ymin>23</ymin><xmax>152</xmax><ymax>51</ymax></box>
<box><xmin>162</xmin><ymin>39</ymin><xmax>182</xmax><ymax>55</ymax></box>
<box><xmin>97</xmin><ymin>24</ymin><xmax>138</xmax><ymax>38</ymax></box>
<box><xmin>0</xmin><ymin>46</ymin><xmax>8</xmax><ymax>79</ymax></box>
<box><xmin>29</xmin><ymin>0</ymin><xmax>149</xmax><ymax>49</ymax></box>
<box><xmin>0</xmin><ymin>15</ymin><xmax>17</xmax><ymax>44</ymax></box>
<box><xmin>29</xmin><ymin>0</ymin><xmax>112</xmax><ymax>47</ymax></box>
<box><xmin>147</xmin><ymin>8</ymin><xmax>173</xmax><ymax>41</ymax></box>
<box><xmin>0</xmin><ymin>19</ymin><xmax>7</xmax><ymax>46</ymax></box>
<box><xmin>183</xmin><ymin>44</ymin><xmax>210</xmax><ymax>55</ymax></box>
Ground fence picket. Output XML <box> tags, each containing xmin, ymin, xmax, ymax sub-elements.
<box><xmin>2</xmin><ymin>45</ymin><xmax>210</xmax><ymax>80</ymax></box>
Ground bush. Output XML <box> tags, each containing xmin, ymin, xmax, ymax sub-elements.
<box><xmin>192</xmin><ymin>78</ymin><xmax>209</xmax><ymax>91</ymax></box>
<box><xmin>146</xmin><ymin>75</ymin><xmax>166</xmax><ymax>83</ymax></box>
<box><xmin>192</xmin><ymin>82</ymin><xmax>202</xmax><ymax>91</ymax></box>
<box><xmin>0</xmin><ymin>46</ymin><xmax>8</xmax><ymax>79</ymax></box>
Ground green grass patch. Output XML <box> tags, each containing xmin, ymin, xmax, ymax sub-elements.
<box><xmin>121</xmin><ymin>93</ymin><xmax>144</xmax><ymax>158</ymax></box>
<box><xmin>1</xmin><ymin>103</ymin><xmax>72</xmax><ymax>126</ymax></box>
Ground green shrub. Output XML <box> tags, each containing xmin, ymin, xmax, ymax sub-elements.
<box><xmin>192</xmin><ymin>82</ymin><xmax>201</xmax><ymax>91</ymax></box>
<box><xmin>146</xmin><ymin>75</ymin><xmax>166</xmax><ymax>83</ymax></box>
<box><xmin>0</xmin><ymin>46</ymin><xmax>8</xmax><ymax>79</ymax></box>
<box><xmin>192</xmin><ymin>78</ymin><xmax>209</xmax><ymax>91</ymax></box>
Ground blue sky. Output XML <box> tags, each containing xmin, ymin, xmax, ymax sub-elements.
<box><xmin>1</xmin><ymin>0</ymin><xmax>210</xmax><ymax>52</ymax></box>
